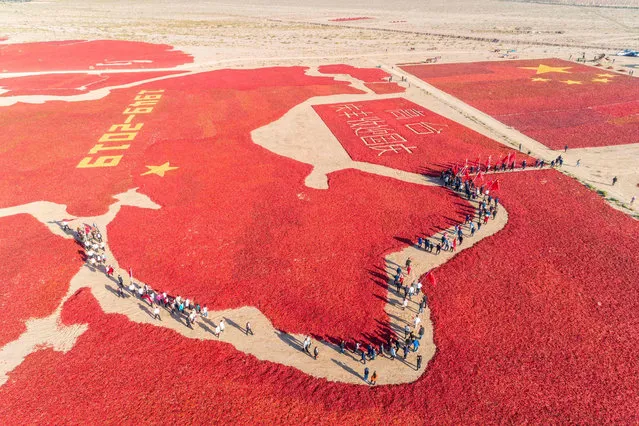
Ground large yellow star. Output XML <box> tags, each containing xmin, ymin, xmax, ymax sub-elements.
<box><xmin>520</xmin><ymin>64</ymin><xmax>572</xmax><ymax>75</ymax></box>
<box><xmin>592</xmin><ymin>78</ymin><xmax>611</xmax><ymax>83</ymax></box>
<box><xmin>141</xmin><ymin>162</ymin><xmax>179</xmax><ymax>177</ymax></box>
<box><xmin>596</xmin><ymin>73</ymin><xmax>617</xmax><ymax>78</ymax></box>
<box><xmin>560</xmin><ymin>80</ymin><xmax>582</xmax><ymax>85</ymax></box>
<box><xmin>531</xmin><ymin>77</ymin><xmax>550</xmax><ymax>82</ymax></box>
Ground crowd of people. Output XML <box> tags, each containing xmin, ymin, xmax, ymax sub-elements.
<box><xmin>63</xmin><ymin>160</ymin><xmax>506</xmax><ymax>387</ymax></box>
<box><xmin>329</xmin><ymin>189</ymin><xmax>500</xmax><ymax>385</ymax></box>
<box><xmin>72</xmin><ymin>223</ymin><xmax>254</xmax><ymax>338</ymax></box>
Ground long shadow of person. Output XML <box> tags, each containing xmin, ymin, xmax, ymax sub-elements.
<box><xmin>331</xmin><ymin>359</ymin><xmax>362</xmax><ymax>381</ymax></box>
<box><xmin>138</xmin><ymin>303</ymin><xmax>154</xmax><ymax>319</ymax></box>
<box><xmin>225</xmin><ymin>317</ymin><xmax>246</xmax><ymax>334</ymax></box>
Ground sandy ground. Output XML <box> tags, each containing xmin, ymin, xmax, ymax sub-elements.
<box><xmin>0</xmin><ymin>0</ymin><xmax>637</xmax><ymax>389</ymax></box>
<box><xmin>0</xmin><ymin>185</ymin><xmax>508</xmax><ymax>386</ymax></box>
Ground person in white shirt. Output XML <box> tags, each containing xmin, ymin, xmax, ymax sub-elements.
<box><xmin>414</xmin><ymin>315</ymin><xmax>421</xmax><ymax>328</ymax></box>
<box><xmin>219</xmin><ymin>319</ymin><xmax>225</xmax><ymax>333</ymax></box>
<box><xmin>202</xmin><ymin>306</ymin><xmax>208</xmax><ymax>318</ymax></box>
<box><xmin>153</xmin><ymin>306</ymin><xmax>161</xmax><ymax>320</ymax></box>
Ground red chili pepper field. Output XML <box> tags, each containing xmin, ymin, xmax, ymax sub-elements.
<box><xmin>1</xmin><ymin>40</ymin><xmax>638</xmax><ymax>424</ymax></box>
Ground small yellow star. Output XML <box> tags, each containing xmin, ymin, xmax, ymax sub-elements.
<box><xmin>596</xmin><ymin>73</ymin><xmax>617</xmax><ymax>78</ymax></box>
<box><xmin>141</xmin><ymin>162</ymin><xmax>179</xmax><ymax>177</ymax></box>
<box><xmin>520</xmin><ymin>64</ymin><xmax>572</xmax><ymax>75</ymax></box>
<box><xmin>592</xmin><ymin>78</ymin><xmax>611</xmax><ymax>83</ymax></box>
<box><xmin>531</xmin><ymin>77</ymin><xmax>550</xmax><ymax>82</ymax></box>
<box><xmin>560</xmin><ymin>80</ymin><xmax>582</xmax><ymax>85</ymax></box>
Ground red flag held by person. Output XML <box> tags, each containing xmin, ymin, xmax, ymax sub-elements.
<box><xmin>426</xmin><ymin>271</ymin><xmax>437</xmax><ymax>286</ymax></box>
<box><xmin>492</xmin><ymin>179</ymin><xmax>501</xmax><ymax>191</ymax></box>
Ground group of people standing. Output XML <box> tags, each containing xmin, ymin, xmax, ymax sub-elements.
<box><xmin>70</xmin><ymin>222</ymin><xmax>254</xmax><ymax>339</ymax></box>
<box><xmin>113</xmin><ymin>274</ymin><xmax>253</xmax><ymax>337</ymax></box>
<box><xmin>62</xmin><ymin>163</ymin><xmax>506</xmax><ymax>388</ymax></box>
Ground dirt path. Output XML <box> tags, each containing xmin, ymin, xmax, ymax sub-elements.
<box><xmin>0</xmin><ymin>182</ymin><xmax>508</xmax><ymax>386</ymax></box>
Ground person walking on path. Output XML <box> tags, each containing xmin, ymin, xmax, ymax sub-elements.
<box><xmin>418</xmin><ymin>325</ymin><xmax>425</xmax><ymax>340</ymax></box>
<box><xmin>219</xmin><ymin>319</ymin><xmax>225</xmax><ymax>334</ymax></box>
<box><xmin>576</xmin><ymin>159</ymin><xmax>580</xmax><ymax>167</ymax></box>
<box><xmin>360</xmin><ymin>350</ymin><xmax>367</xmax><ymax>364</ymax></box>
<box><xmin>390</xmin><ymin>346</ymin><xmax>397</xmax><ymax>360</ymax></box>
<box><xmin>214</xmin><ymin>324</ymin><xmax>221</xmax><ymax>337</ymax></box>
<box><xmin>313</xmin><ymin>346</ymin><xmax>319</xmax><ymax>360</ymax></box>
<box><xmin>364</xmin><ymin>367</ymin><xmax>370</xmax><ymax>383</ymax></box>
<box><xmin>417</xmin><ymin>354</ymin><xmax>423</xmax><ymax>370</ymax></box>
<box><xmin>613</xmin><ymin>176</ymin><xmax>618</xmax><ymax>186</ymax></box>
<box><xmin>340</xmin><ymin>340</ymin><xmax>346</xmax><ymax>354</ymax></box>
<box><xmin>370</xmin><ymin>371</ymin><xmax>377</xmax><ymax>386</ymax></box>
<box><xmin>303</xmin><ymin>336</ymin><xmax>311</xmax><ymax>354</ymax></box>
<box><xmin>153</xmin><ymin>306</ymin><xmax>161</xmax><ymax>321</ymax></box>
<box><xmin>246</xmin><ymin>321</ymin><xmax>254</xmax><ymax>335</ymax></box>
<box><xmin>631</xmin><ymin>196</ymin><xmax>636</xmax><ymax>205</ymax></box>
<box><xmin>564</xmin><ymin>144</ymin><xmax>568</xmax><ymax>153</ymax></box>
<box><xmin>404</xmin><ymin>324</ymin><xmax>411</xmax><ymax>339</ymax></box>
